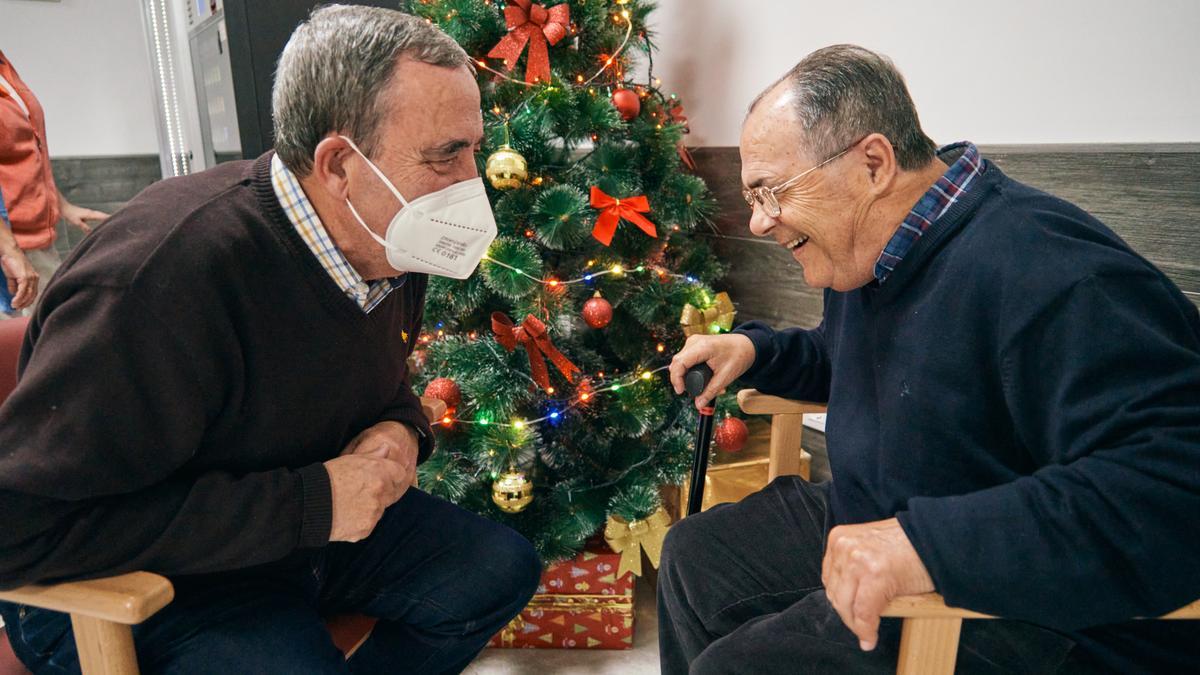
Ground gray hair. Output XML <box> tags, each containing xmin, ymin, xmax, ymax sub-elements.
<box><xmin>751</xmin><ymin>45</ymin><xmax>936</xmax><ymax>171</ymax></box>
<box><xmin>272</xmin><ymin>5</ymin><xmax>471</xmax><ymax>175</ymax></box>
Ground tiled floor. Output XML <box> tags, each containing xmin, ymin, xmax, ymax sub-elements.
<box><xmin>466</xmin><ymin>574</ymin><xmax>661</xmax><ymax>674</ymax></box>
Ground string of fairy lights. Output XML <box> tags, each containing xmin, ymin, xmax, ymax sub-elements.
<box><xmin>419</xmin><ymin>255</ymin><xmax>727</xmax><ymax>433</ymax></box>
<box><xmin>432</xmin><ymin>363</ymin><xmax>672</xmax><ymax>430</ymax></box>
<box><xmin>480</xmin><ymin>253</ymin><xmax>703</xmax><ymax>288</ymax></box>
<box><xmin>415</xmin><ymin>0</ymin><xmax>724</xmax><ymax>436</ymax></box>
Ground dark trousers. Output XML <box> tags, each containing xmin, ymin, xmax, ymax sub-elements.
<box><xmin>657</xmin><ymin>476</ymin><xmax>1086</xmax><ymax>674</ymax></box>
<box><xmin>1</xmin><ymin>488</ymin><xmax>541</xmax><ymax>674</ymax></box>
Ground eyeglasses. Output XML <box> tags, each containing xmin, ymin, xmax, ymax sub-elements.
<box><xmin>742</xmin><ymin>137</ymin><xmax>864</xmax><ymax>218</ymax></box>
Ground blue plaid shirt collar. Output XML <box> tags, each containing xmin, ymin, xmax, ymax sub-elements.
<box><xmin>874</xmin><ymin>142</ymin><xmax>983</xmax><ymax>284</ymax></box>
<box><xmin>270</xmin><ymin>155</ymin><xmax>404</xmax><ymax>313</ymax></box>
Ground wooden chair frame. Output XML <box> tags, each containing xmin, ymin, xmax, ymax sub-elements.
<box><xmin>0</xmin><ymin>397</ymin><xmax>446</xmax><ymax>675</ymax></box>
<box><xmin>737</xmin><ymin>388</ymin><xmax>1200</xmax><ymax>674</ymax></box>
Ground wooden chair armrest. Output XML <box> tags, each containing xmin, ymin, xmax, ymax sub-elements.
<box><xmin>1159</xmin><ymin>600</ymin><xmax>1200</xmax><ymax>619</ymax></box>
<box><xmin>419</xmin><ymin>396</ymin><xmax>447</xmax><ymax>423</ymax></box>
<box><xmin>0</xmin><ymin>572</ymin><xmax>174</xmax><ymax>625</ymax></box>
<box><xmin>882</xmin><ymin>593</ymin><xmax>995</xmax><ymax>620</ymax></box>
<box><xmin>883</xmin><ymin>592</ymin><xmax>1200</xmax><ymax>620</ymax></box>
<box><xmin>737</xmin><ymin>389</ymin><xmax>827</xmax><ymax>416</ymax></box>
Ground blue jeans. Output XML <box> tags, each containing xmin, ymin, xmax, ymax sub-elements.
<box><xmin>0</xmin><ymin>488</ymin><xmax>541</xmax><ymax>674</ymax></box>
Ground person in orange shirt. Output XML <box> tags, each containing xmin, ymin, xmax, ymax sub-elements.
<box><xmin>0</xmin><ymin>48</ymin><xmax>108</xmax><ymax>315</ymax></box>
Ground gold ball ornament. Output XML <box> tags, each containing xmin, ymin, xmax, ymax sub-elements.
<box><xmin>492</xmin><ymin>470</ymin><xmax>534</xmax><ymax>513</ymax></box>
<box><xmin>485</xmin><ymin>145</ymin><xmax>528</xmax><ymax>190</ymax></box>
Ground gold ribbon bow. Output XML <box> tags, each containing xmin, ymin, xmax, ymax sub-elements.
<box><xmin>680</xmin><ymin>291</ymin><xmax>736</xmax><ymax>338</ymax></box>
<box><xmin>492</xmin><ymin>312</ymin><xmax>581</xmax><ymax>392</ymax></box>
<box><xmin>604</xmin><ymin>506</ymin><xmax>672</xmax><ymax>578</ymax></box>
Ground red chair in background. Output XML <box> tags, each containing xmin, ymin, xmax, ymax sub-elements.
<box><xmin>1</xmin><ymin>317</ymin><xmax>31</xmax><ymax>675</ymax></box>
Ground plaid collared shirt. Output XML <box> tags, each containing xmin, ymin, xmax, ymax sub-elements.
<box><xmin>270</xmin><ymin>154</ymin><xmax>404</xmax><ymax>312</ymax></box>
<box><xmin>874</xmin><ymin>142</ymin><xmax>983</xmax><ymax>283</ymax></box>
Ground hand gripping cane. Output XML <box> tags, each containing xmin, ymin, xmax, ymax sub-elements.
<box><xmin>683</xmin><ymin>364</ymin><xmax>715</xmax><ymax>516</ymax></box>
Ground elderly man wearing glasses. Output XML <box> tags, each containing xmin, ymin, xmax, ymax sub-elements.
<box><xmin>662</xmin><ymin>45</ymin><xmax>1200</xmax><ymax>674</ymax></box>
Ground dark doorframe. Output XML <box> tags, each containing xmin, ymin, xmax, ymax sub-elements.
<box><xmin>224</xmin><ymin>0</ymin><xmax>400</xmax><ymax>158</ymax></box>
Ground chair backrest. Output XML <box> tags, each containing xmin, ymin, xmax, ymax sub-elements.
<box><xmin>0</xmin><ymin>316</ymin><xmax>29</xmax><ymax>404</ymax></box>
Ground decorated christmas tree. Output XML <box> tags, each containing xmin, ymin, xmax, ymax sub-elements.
<box><xmin>406</xmin><ymin>0</ymin><xmax>742</xmax><ymax>563</ymax></box>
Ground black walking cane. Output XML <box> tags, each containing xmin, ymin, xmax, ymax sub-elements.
<box><xmin>683</xmin><ymin>364</ymin><xmax>715</xmax><ymax>516</ymax></box>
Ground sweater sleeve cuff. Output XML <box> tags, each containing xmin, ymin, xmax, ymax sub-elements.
<box><xmin>732</xmin><ymin>320</ymin><xmax>779</xmax><ymax>384</ymax></box>
<box><xmin>381</xmin><ymin>408</ymin><xmax>435</xmax><ymax>463</ymax></box>
<box><xmin>896</xmin><ymin>500</ymin><xmax>967</xmax><ymax>607</ymax></box>
<box><xmin>297</xmin><ymin>463</ymin><xmax>332</xmax><ymax>548</ymax></box>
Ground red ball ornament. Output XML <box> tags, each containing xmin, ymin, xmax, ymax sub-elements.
<box><xmin>582</xmin><ymin>293</ymin><xmax>613</xmax><ymax>329</ymax></box>
<box><xmin>612</xmin><ymin>88</ymin><xmax>641</xmax><ymax>121</ymax></box>
<box><xmin>715</xmin><ymin>417</ymin><xmax>749</xmax><ymax>453</ymax></box>
<box><xmin>423</xmin><ymin>377</ymin><xmax>462</xmax><ymax>410</ymax></box>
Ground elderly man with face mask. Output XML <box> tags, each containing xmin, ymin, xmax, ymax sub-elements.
<box><xmin>663</xmin><ymin>45</ymin><xmax>1200</xmax><ymax>673</ymax></box>
<box><xmin>0</xmin><ymin>6</ymin><xmax>539</xmax><ymax>673</ymax></box>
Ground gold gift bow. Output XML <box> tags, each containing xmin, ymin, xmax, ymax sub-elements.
<box><xmin>604</xmin><ymin>506</ymin><xmax>672</xmax><ymax>578</ymax></box>
<box><xmin>680</xmin><ymin>291</ymin><xmax>736</xmax><ymax>337</ymax></box>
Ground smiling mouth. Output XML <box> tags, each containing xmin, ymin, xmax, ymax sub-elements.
<box><xmin>782</xmin><ymin>235</ymin><xmax>809</xmax><ymax>251</ymax></box>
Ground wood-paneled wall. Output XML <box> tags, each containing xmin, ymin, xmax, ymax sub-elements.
<box><xmin>49</xmin><ymin>155</ymin><xmax>161</xmax><ymax>255</ymax></box>
<box><xmin>691</xmin><ymin>144</ymin><xmax>1200</xmax><ymax>330</ymax></box>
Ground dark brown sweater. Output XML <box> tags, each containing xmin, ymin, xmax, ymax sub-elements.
<box><xmin>0</xmin><ymin>153</ymin><xmax>431</xmax><ymax>588</ymax></box>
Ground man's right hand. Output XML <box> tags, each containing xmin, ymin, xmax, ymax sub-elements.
<box><xmin>0</xmin><ymin>248</ymin><xmax>38</xmax><ymax>311</ymax></box>
<box><xmin>324</xmin><ymin>448</ymin><xmax>409</xmax><ymax>542</ymax></box>
<box><xmin>669</xmin><ymin>333</ymin><xmax>757</xmax><ymax>410</ymax></box>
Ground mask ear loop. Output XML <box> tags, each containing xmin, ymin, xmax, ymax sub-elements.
<box><xmin>339</xmin><ymin>135</ymin><xmax>412</xmax><ymax>250</ymax></box>
<box><xmin>339</xmin><ymin>135</ymin><xmax>412</xmax><ymax>209</ymax></box>
<box><xmin>344</xmin><ymin>197</ymin><xmax>393</xmax><ymax>249</ymax></box>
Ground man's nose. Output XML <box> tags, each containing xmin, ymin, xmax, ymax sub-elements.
<box><xmin>747</xmin><ymin>203</ymin><xmax>776</xmax><ymax>237</ymax></box>
<box><xmin>461</xmin><ymin>155</ymin><xmax>479</xmax><ymax>181</ymax></box>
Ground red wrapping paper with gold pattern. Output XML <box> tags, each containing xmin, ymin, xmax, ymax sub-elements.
<box><xmin>488</xmin><ymin>538</ymin><xmax>635</xmax><ymax>649</ymax></box>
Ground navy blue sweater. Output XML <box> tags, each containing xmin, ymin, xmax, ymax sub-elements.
<box><xmin>735</xmin><ymin>161</ymin><xmax>1200</xmax><ymax>671</ymax></box>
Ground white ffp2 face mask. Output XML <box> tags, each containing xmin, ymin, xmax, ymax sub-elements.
<box><xmin>341</xmin><ymin>136</ymin><xmax>497</xmax><ymax>279</ymax></box>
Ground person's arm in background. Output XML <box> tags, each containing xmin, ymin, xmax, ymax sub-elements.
<box><xmin>0</xmin><ymin>183</ymin><xmax>37</xmax><ymax>310</ymax></box>
<box><xmin>53</xmin><ymin>184</ymin><xmax>108</xmax><ymax>234</ymax></box>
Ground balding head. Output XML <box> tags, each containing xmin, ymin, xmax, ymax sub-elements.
<box><xmin>747</xmin><ymin>45</ymin><xmax>935</xmax><ymax>170</ymax></box>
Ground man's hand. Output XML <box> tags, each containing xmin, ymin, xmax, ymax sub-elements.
<box><xmin>822</xmin><ymin>518</ymin><xmax>934</xmax><ymax>651</ymax></box>
<box><xmin>324</xmin><ymin>448</ymin><xmax>409</xmax><ymax>542</ymax></box>
<box><xmin>669</xmin><ymin>333</ymin><xmax>757</xmax><ymax>409</ymax></box>
<box><xmin>324</xmin><ymin>422</ymin><xmax>420</xmax><ymax>542</ymax></box>
<box><xmin>59</xmin><ymin>200</ymin><xmax>109</xmax><ymax>234</ymax></box>
<box><xmin>342</xmin><ymin>420</ymin><xmax>420</xmax><ymax>472</ymax></box>
<box><xmin>0</xmin><ymin>247</ymin><xmax>38</xmax><ymax>310</ymax></box>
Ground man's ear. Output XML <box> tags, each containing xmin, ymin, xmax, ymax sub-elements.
<box><xmin>859</xmin><ymin>133</ymin><xmax>898</xmax><ymax>196</ymax></box>
<box><xmin>311</xmin><ymin>135</ymin><xmax>354</xmax><ymax>201</ymax></box>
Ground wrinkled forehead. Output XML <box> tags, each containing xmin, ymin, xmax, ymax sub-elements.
<box><xmin>740</xmin><ymin>92</ymin><xmax>807</xmax><ymax>186</ymax></box>
<box><xmin>375</xmin><ymin>61</ymin><xmax>483</xmax><ymax>150</ymax></box>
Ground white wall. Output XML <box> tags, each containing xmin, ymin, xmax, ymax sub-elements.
<box><xmin>1</xmin><ymin>0</ymin><xmax>1196</xmax><ymax>156</ymax></box>
<box><xmin>0</xmin><ymin>0</ymin><xmax>158</xmax><ymax>157</ymax></box>
<box><xmin>649</xmin><ymin>0</ymin><xmax>1200</xmax><ymax>147</ymax></box>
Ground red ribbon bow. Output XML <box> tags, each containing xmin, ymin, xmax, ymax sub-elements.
<box><xmin>669</xmin><ymin>102</ymin><xmax>689</xmax><ymax>132</ymax></box>
<box><xmin>487</xmin><ymin>0</ymin><xmax>570</xmax><ymax>84</ymax></box>
<box><xmin>492</xmin><ymin>312</ymin><xmax>580</xmax><ymax>392</ymax></box>
<box><xmin>589</xmin><ymin>186</ymin><xmax>658</xmax><ymax>246</ymax></box>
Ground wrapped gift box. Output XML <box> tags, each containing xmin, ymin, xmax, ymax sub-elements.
<box><xmin>488</xmin><ymin>538</ymin><xmax>635</xmax><ymax>649</ymax></box>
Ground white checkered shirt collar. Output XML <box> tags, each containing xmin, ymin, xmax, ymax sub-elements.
<box><xmin>270</xmin><ymin>154</ymin><xmax>404</xmax><ymax>313</ymax></box>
